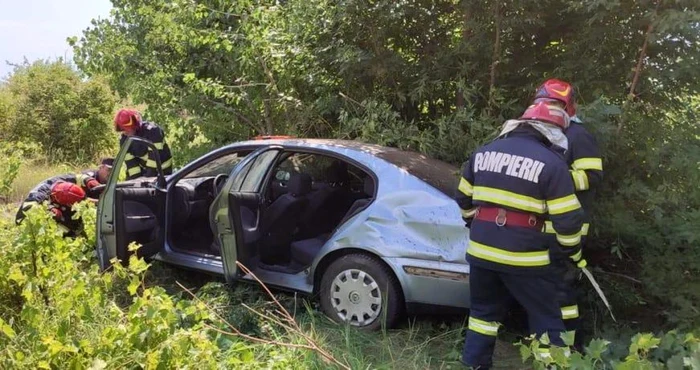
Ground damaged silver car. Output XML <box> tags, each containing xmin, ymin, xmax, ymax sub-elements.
<box><xmin>96</xmin><ymin>137</ymin><xmax>471</xmax><ymax>329</ymax></box>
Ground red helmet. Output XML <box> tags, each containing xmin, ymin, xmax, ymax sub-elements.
<box><xmin>114</xmin><ymin>109</ymin><xmax>141</xmax><ymax>132</ymax></box>
<box><xmin>520</xmin><ymin>101</ymin><xmax>570</xmax><ymax>129</ymax></box>
<box><xmin>533</xmin><ymin>78</ymin><xmax>576</xmax><ymax>117</ymax></box>
<box><xmin>50</xmin><ymin>181</ymin><xmax>86</xmax><ymax>206</ymax></box>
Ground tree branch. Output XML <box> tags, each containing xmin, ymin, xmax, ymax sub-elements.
<box><xmin>201</xmin><ymin>96</ymin><xmax>265</xmax><ymax>133</ymax></box>
<box><xmin>628</xmin><ymin>1</ymin><xmax>660</xmax><ymax>101</ymax></box>
<box><xmin>488</xmin><ymin>0</ymin><xmax>501</xmax><ymax>111</ymax></box>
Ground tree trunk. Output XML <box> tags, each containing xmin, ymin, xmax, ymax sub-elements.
<box><xmin>628</xmin><ymin>1</ymin><xmax>660</xmax><ymax>101</ymax></box>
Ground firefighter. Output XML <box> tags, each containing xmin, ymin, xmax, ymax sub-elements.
<box><xmin>532</xmin><ymin>79</ymin><xmax>604</xmax><ymax>349</ymax></box>
<box><xmin>455</xmin><ymin>100</ymin><xmax>586</xmax><ymax>368</ymax></box>
<box><xmin>16</xmin><ymin>158</ymin><xmax>113</xmax><ymax>234</ymax></box>
<box><xmin>113</xmin><ymin>109</ymin><xmax>173</xmax><ymax>180</ymax></box>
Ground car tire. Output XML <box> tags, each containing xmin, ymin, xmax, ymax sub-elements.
<box><xmin>319</xmin><ymin>254</ymin><xmax>403</xmax><ymax>331</ymax></box>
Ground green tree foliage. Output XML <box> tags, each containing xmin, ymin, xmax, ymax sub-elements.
<box><xmin>70</xmin><ymin>0</ymin><xmax>700</xmax><ymax>329</ymax></box>
<box><xmin>0</xmin><ymin>60</ymin><xmax>117</xmax><ymax>163</ymax></box>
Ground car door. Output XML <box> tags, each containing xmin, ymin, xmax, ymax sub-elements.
<box><xmin>96</xmin><ymin>137</ymin><xmax>168</xmax><ymax>270</ymax></box>
<box><xmin>209</xmin><ymin>147</ymin><xmax>281</xmax><ymax>283</ymax></box>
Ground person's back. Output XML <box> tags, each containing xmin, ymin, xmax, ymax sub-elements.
<box><xmin>457</xmin><ymin>100</ymin><xmax>587</xmax><ymax>369</ymax></box>
<box><xmin>114</xmin><ymin>109</ymin><xmax>173</xmax><ymax>180</ymax></box>
<box><xmin>466</xmin><ymin>126</ymin><xmax>583</xmax><ymax>274</ymax></box>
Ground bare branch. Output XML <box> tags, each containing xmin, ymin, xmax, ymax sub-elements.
<box><xmin>628</xmin><ymin>0</ymin><xmax>660</xmax><ymax>101</ymax></box>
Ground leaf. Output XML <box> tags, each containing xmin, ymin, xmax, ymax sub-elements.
<box><xmin>561</xmin><ymin>331</ymin><xmax>576</xmax><ymax>347</ymax></box>
<box><xmin>127</xmin><ymin>276</ymin><xmax>141</xmax><ymax>296</ymax></box>
<box><xmin>519</xmin><ymin>343</ymin><xmax>532</xmax><ymax>361</ymax></box>
<box><xmin>585</xmin><ymin>338</ymin><xmax>610</xmax><ymax>360</ymax></box>
<box><xmin>0</xmin><ymin>318</ymin><xmax>16</xmax><ymax>339</ymax></box>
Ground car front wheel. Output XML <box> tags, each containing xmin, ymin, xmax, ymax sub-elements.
<box><xmin>319</xmin><ymin>254</ymin><xmax>403</xmax><ymax>330</ymax></box>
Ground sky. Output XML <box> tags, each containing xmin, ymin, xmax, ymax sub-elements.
<box><xmin>0</xmin><ymin>0</ymin><xmax>113</xmax><ymax>77</ymax></box>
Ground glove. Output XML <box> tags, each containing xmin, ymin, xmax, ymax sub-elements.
<box><xmin>85</xmin><ymin>178</ymin><xmax>100</xmax><ymax>189</ymax></box>
<box><xmin>50</xmin><ymin>207</ymin><xmax>64</xmax><ymax>221</ymax></box>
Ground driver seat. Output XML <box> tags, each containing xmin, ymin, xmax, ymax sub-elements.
<box><xmin>258</xmin><ymin>173</ymin><xmax>312</xmax><ymax>265</ymax></box>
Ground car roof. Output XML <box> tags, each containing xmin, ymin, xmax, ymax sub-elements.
<box><xmin>230</xmin><ymin>138</ymin><xmax>460</xmax><ymax>196</ymax></box>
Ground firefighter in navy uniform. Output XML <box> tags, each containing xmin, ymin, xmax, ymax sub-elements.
<box><xmin>455</xmin><ymin>100</ymin><xmax>586</xmax><ymax>369</ymax></box>
<box><xmin>113</xmin><ymin>109</ymin><xmax>173</xmax><ymax>180</ymax></box>
<box><xmin>15</xmin><ymin>159</ymin><xmax>112</xmax><ymax>236</ymax></box>
<box><xmin>531</xmin><ymin>79</ymin><xmax>604</xmax><ymax>349</ymax></box>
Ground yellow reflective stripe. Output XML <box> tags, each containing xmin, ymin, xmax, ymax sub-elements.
<box><xmin>146</xmin><ymin>159</ymin><xmax>158</xmax><ymax>168</ymax></box>
<box><xmin>140</xmin><ymin>154</ymin><xmax>149</xmax><ymax>161</ymax></box>
<box><xmin>461</xmin><ymin>208</ymin><xmax>477</xmax><ymax>218</ymax></box>
<box><xmin>161</xmin><ymin>158</ymin><xmax>172</xmax><ymax>169</ymax></box>
<box><xmin>556</xmin><ymin>230</ymin><xmax>581</xmax><ymax>247</ymax></box>
<box><xmin>572</xmin><ymin>157</ymin><xmax>603</xmax><ymax>171</ymax></box>
<box><xmin>472</xmin><ymin>186</ymin><xmax>546</xmax><ymax>214</ymax></box>
<box><xmin>459</xmin><ymin>177</ymin><xmax>473</xmax><ymax>196</ymax></box>
<box><xmin>561</xmin><ymin>305</ymin><xmax>579</xmax><ymax>319</ymax></box>
<box><xmin>546</xmin><ymin>194</ymin><xmax>581</xmax><ymax>215</ymax></box>
<box><xmin>154</xmin><ymin>142</ymin><xmax>164</xmax><ymax>150</ymax></box>
<box><xmin>467</xmin><ymin>240</ymin><xmax>550</xmax><ymax>267</ymax></box>
<box><xmin>581</xmin><ymin>223</ymin><xmax>589</xmax><ymax>236</ymax></box>
<box><xmin>125</xmin><ymin>153</ymin><xmax>135</xmax><ymax>160</ymax></box>
<box><xmin>468</xmin><ymin>317</ymin><xmax>500</xmax><ymax>336</ymax></box>
<box><xmin>570</xmin><ymin>249</ymin><xmax>582</xmax><ymax>262</ymax></box>
<box><xmin>127</xmin><ymin>166</ymin><xmax>141</xmax><ymax>176</ymax></box>
<box><xmin>544</xmin><ymin>222</ymin><xmax>589</xmax><ymax>236</ymax></box>
<box><xmin>570</xmin><ymin>169</ymin><xmax>589</xmax><ymax>191</ymax></box>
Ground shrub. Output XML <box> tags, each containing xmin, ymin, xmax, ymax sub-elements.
<box><xmin>0</xmin><ymin>60</ymin><xmax>117</xmax><ymax>163</ymax></box>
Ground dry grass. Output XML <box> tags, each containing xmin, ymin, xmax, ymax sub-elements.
<box><xmin>4</xmin><ymin>160</ymin><xmax>84</xmax><ymax>205</ymax></box>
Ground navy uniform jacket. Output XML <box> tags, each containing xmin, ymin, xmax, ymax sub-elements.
<box><xmin>15</xmin><ymin>170</ymin><xmax>97</xmax><ymax>232</ymax></box>
<box><xmin>120</xmin><ymin>121</ymin><xmax>173</xmax><ymax>180</ymax></box>
<box><xmin>455</xmin><ymin>126</ymin><xmax>584</xmax><ymax>274</ymax></box>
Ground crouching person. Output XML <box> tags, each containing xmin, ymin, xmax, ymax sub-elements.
<box><xmin>15</xmin><ymin>159</ymin><xmax>113</xmax><ymax>236</ymax></box>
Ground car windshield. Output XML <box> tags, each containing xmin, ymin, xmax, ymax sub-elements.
<box><xmin>184</xmin><ymin>151</ymin><xmax>251</xmax><ymax>178</ymax></box>
<box><xmin>376</xmin><ymin>150</ymin><xmax>460</xmax><ymax>196</ymax></box>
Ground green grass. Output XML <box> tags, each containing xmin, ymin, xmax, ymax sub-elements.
<box><xmin>143</xmin><ymin>262</ymin><xmax>526</xmax><ymax>369</ymax></box>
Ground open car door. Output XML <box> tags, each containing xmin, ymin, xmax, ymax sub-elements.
<box><xmin>96</xmin><ymin>137</ymin><xmax>168</xmax><ymax>270</ymax></box>
<box><xmin>209</xmin><ymin>147</ymin><xmax>281</xmax><ymax>283</ymax></box>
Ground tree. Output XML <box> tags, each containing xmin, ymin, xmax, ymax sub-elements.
<box><xmin>0</xmin><ymin>60</ymin><xmax>117</xmax><ymax>162</ymax></box>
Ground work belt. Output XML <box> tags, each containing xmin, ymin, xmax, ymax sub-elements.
<box><xmin>474</xmin><ymin>206</ymin><xmax>544</xmax><ymax>230</ymax></box>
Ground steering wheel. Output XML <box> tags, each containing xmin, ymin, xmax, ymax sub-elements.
<box><xmin>212</xmin><ymin>174</ymin><xmax>229</xmax><ymax>197</ymax></box>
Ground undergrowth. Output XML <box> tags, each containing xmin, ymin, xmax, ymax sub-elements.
<box><xmin>0</xmin><ymin>203</ymin><xmax>697</xmax><ymax>369</ymax></box>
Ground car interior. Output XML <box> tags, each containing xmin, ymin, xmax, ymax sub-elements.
<box><xmin>165</xmin><ymin>150</ymin><xmax>375</xmax><ymax>274</ymax></box>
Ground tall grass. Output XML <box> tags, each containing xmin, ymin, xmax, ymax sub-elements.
<box><xmin>4</xmin><ymin>160</ymin><xmax>85</xmax><ymax>205</ymax></box>
<box><xmin>144</xmin><ymin>262</ymin><xmax>525</xmax><ymax>369</ymax></box>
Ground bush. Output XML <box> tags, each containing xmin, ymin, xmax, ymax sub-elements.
<box><xmin>516</xmin><ymin>330</ymin><xmax>700</xmax><ymax>369</ymax></box>
<box><xmin>0</xmin><ymin>60</ymin><xmax>117</xmax><ymax>163</ymax></box>
<box><xmin>0</xmin><ymin>203</ymin><xmax>341</xmax><ymax>369</ymax></box>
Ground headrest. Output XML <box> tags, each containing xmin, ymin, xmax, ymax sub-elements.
<box><xmin>326</xmin><ymin>161</ymin><xmax>349</xmax><ymax>184</ymax></box>
<box><xmin>288</xmin><ymin>173</ymin><xmax>312</xmax><ymax>196</ymax></box>
<box><xmin>363</xmin><ymin>176</ymin><xmax>374</xmax><ymax>196</ymax></box>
